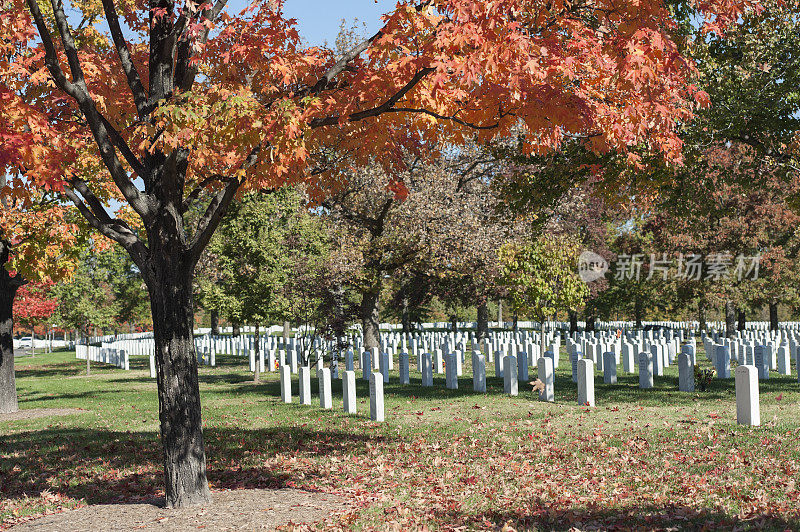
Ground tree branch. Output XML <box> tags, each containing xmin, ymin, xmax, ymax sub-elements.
<box><xmin>309</xmin><ymin>68</ymin><xmax>434</xmax><ymax>128</ymax></box>
<box><xmin>187</xmin><ymin>144</ymin><xmax>261</xmax><ymax>263</ymax></box>
<box><xmin>63</xmin><ymin>182</ymin><xmax>150</xmax><ymax>268</ymax></box>
<box><xmin>35</xmin><ymin>0</ymin><xmax>155</xmax><ymax>222</ymax></box>
<box><xmin>101</xmin><ymin>0</ymin><xmax>149</xmax><ymax>117</ymax></box>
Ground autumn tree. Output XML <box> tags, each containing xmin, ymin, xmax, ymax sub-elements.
<box><xmin>13</xmin><ymin>280</ymin><xmax>58</xmax><ymax>355</ymax></box>
<box><xmin>6</xmin><ymin>0</ymin><xmax>755</xmax><ymax>505</ymax></box>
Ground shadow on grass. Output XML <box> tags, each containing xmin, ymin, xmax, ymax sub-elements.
<box><xmin>0</xmin><ymin>426</ymin><xmax>394</xmax><ymax>506</ymax></box>
<box><xmin>437</xmin><ymin>498</ymin><xmax>800</xmax><ymax>531</ymax></box>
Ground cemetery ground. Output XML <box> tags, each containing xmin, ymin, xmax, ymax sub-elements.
<box><xmin>1</xmin><ymin>349</ymin><xmax>799</xmax><ymax>531</ymax></box>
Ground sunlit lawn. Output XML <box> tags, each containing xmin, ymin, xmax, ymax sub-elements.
<box><xmin>2</xmin><ymin>345</ymin><xmax>799</xmax><ymax>530</ymax></box>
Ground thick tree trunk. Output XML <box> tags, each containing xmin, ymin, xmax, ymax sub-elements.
<box><xmin>737</xmin><ymin>309</ymin><xmax>746</xmax><ymax>331</ymax></box>
<box><xmin>210</xmin><ymin>309</ymin><xmax>219</xmax><ymax>336</ymax></box>
<box><xmin>361</xmin><ymin>279</ymin><xmax>381</xmax><ymax>357</ymax></box>
<box><xmin>725</xmin><ymin>300</ymin><xmax>736</xmax><ymax>338</ymax></box>
<box><xmin>568</xmin><ymin>310</ymin><xmax>578</xmax><ymax>334</ymax></box>
<box><xmin>476</xmin><ymin>301</ymin><xmax>489</xmax><ymax>341</ymax></box>
<box><xmin>232</xmin><ymin>322</ymin><xmax>240</xmax><ymax>337</ymax></box>
<box><xmin>769</xmin><ymin>300</ymin><xmax>779</xmax><ymax>331</ymax></box>
<box><xmin>145</xmin><ymin>257</ymin><xmax>211</xmax><ymax>508</ymax></box>
<box><xmin>0</xmin><ymin>260</ymin><xmax>22</xmax><ymax>414</ymax></box>
<box><xmin>450</xmin><ymin>315</ymin><xmax>458</xmax><ymax>333</ymax></box>
<box><xmin>512</xmin><ymin>314</ymin><xmax>518</xmax><ymax>333</ymax></box>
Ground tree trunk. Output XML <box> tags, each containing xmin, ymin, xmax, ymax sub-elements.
<box><xmin>401</xmin><ymin>291</ymin><xmax>411</xmax><ymax>334</ymax></box>
<box><xmin>282</xmin><ymin>321</ymin><xmax>290</xmax><ymax>350</ymax></box>
<box><xmin>145</xmin><ymin>256</ymin><xmax>211</xmax><ymax>508</ymax></box>
<box><xmin>476</xmin><ymin>301</ymin><xmax>489</xmax><ymax>341</ymax></box>
<box><xmin>568</xmin><ymin>310</ymin><xmax>578</xmax><ymax>334</ymax></box>
<box><xmin>254</xmin><ymin>323</ymin><xmax>260</xmax><ymax>383</ymax></box>
<box><xmin>512</xmin><ymin>314</ymin><xmax>518</xmax><ymax>333</ymax></box>
<box><xmin>769</xmin><ymin>300</ymin><xmax>778</xmax><ymax>331</ymax></box>
<box><xmin>450</xmin><ymin>315</ymin><xmax>458</xmax><ymax>333</ymax></box>
<box><xmin>210</xmin><ymin>309</ymin><xmax>219</xmax><ymax>336</ymax></box>
<box><xmin>497</xmin><ymin>299</ymin><xmax>503</xmax><ymax>326</ymax></box>
<box><xmin>585</xmin><ymin>314</ymin><xmax>596</xmax><ymax>332</ymax></box>
<box><xmin>85</xmin><ymin>334</ymin><xmax>90</xmax><ymax>376</ymax></box>
<box><xmin>725</xmin><ymin>300</ymin><xmax>736</xmax><ymax>338</ymax></box>
<box><xmin>232</xmin><ymin>322</ymin><xmax>240</xmax><ymax>337</ymax></box>
<box><xmin>737</xmin><ymin>308</ymin><xmax>746</xmax><ymax>331</ymax></box>
<box><xmin>361</xmin><ymin>279</ymin><xmax>381</xmax><ymax>358</ymax></box>
<box><xmin>698</xmin><ymin>300</ymin><xmax>706</xmax><ymax>332</ymax></box>
<box><xmin>0</xmin><ymin>254</ymin><xmax>22</xmax><ymax>414</ymax></box>
<box><xmin>634</xmin><ymin>295</ymin><xmax>643</xmax><ymax>329</ymax></box>
<box><xmin>539</xmin><ymin>316</ymin><xmax>546</xmax><ymax>360</ymax></box>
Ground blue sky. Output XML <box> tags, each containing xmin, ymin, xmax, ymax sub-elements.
<box><xmin>229</xmin><ymin>0</ymin><xmax>397</xmax><ymax>45</ymax></box>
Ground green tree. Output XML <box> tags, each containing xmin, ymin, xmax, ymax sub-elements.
<box><xmin>499</xmin><ymin>234</ymin><xmax>589</xmax><ymax>357</ymax></box>
<box><xmin>52</xmin><ymin>255</ymin><xmax>119</xmax><ymax>375</ymax></box>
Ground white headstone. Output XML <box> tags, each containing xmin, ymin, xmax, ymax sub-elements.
<box><xmin>149</xmin><ymin>353</ymin><xmax>156</xmax><ymax>379</ymax></box>
<box><xmin>399</xmin><ymin>352</ymin><xmax>410</xmax><ymax>384</ymax></box>
<box><xmin>681</xmin><ymin>344</ymin><xmax>695</xmax><ymax>366</ymax></box>
<box><xmin>503</xmin><ymin>355</ymin><xmax>518</xmax><ymax>396</ymax></box>
<box><xmin>494</xmin><ymin>350</ymin><xmax>504</xmax><ymax>378</ymax></box>
<box><xmin>602</xmin><ymin>352</ymin><xmax>617</xmax><ymax>384</ymax></box>
<box><xmin>343</xmin><ymin>370</ymin><xmax>357</xmax><ymax>414</ymax></box>
<box><xmin>362</xmin><ymin>351</ymin><xmax>372</xmax><ymax>382</ymax></box>
<box><xmin>570</xmin><ymin>350</ymin><xmax>579</xmax><ymax>383</ymax></box>
<box><xmin>716</xmin><ymin>345</ymin><xmax>731</xmax><ymax>379</ymax></box>
<box><xmin>445</xmin><ymin>353</ymin><xmax>458</xmax><ymax>389</ymax></box>
<box><xmin>577</xmin><ymin>358</ymin><xmax>595</xmax><ymax>407</ymax></box>
<box><xmin>537</xmin><ymin>357</ymin><xmax>554</xmax><ymax>402</ymax></box>
<box><xmin>369</xmin><ymin>372</ymin><xmax>384</xmax><ymax>422</ymax></box>
<box><xmin>777</xmin><ymin>346</ymin><xmax>790</xmax><ymax>375</ymax></box>
<box><xmin>735</xmin><ymin>365</ymin><xmax>760</xmax><ymax>426</ymax></box>
<box><xmin>299</xmin><ymin>366</ymin><xmax>311</xmax><ymax>405</ymax></box>
<box><xmin>380</xmin><ymin>352</ymin><xmax>390</xmax><ymax>383</ymax></box>
<box><xmin>422</xmin><ymin>352</ymin><xmax>433</xmax><ymax>386</ymax></box>
<box><xmin>434</xmin><ymin>348</ymin><xmax>444</xmax><ymax>374</ymax></box>
<box><xmin>472</xmin><ymin>352</ymin><xmax>486</xmax><ymax>393</ymax></box>
<box><xmin>280</xmin><ymin>365</ymin><xmax>292</xmax><ymax>403</ymax></box>
<box><xmin>518</xmin><ymin>351</ymin><xmax>529</xmax><ymax>382</ymax></box>
<box><xmin>651</xmin><ymin>345</ymin><xmax>663</xmax><ymax>376</ymax></box>
<box><xmin>319</xmin><ymin>368</ymin><xmax>332</xmax><ymax>409</ymax></box>
<box><xmin>639</xmin><ymin>352</ymin><xmax>654</xmax><ymax>389</ymax></box>
<box><xmin>678</xmin><ymin>352</ymin><xmax>694</xmax><ymax>392</ymax></box>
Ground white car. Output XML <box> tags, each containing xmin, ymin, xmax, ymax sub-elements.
<box><xmin>15</xmin><ymin>337</ymin><xmax>32</xmax><ymax>348</ymax></box>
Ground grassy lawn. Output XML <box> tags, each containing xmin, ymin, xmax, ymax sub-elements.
<box><xmin>2</xmin><ymin>347</ymin><xmax>799</xmax><ymax>530</ymax></box>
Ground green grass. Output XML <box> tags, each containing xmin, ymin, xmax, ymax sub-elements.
<box><xmin>2</xmin><ymin>347</ymin><xmax>800</xmax><ymax>530</ymax></box>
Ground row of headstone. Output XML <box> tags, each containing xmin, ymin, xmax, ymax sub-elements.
<box><xmin>278</xmin><ymin>365</ymin><xmax>385</xmax><ymax>422</ymax></box>
<box><xmin>75</xmin><ymin>344</ymin><xmax>129</xmax><ymax>369</ymax></box>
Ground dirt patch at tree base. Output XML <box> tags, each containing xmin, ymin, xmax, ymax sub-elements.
<box><xmin>0</xmin><ymin>408</ymin><xmax>84</xmax><ymax>422</ymax></box>
<box><xmin>11</xmin><ymin>488</ymin><xmax>345</xmax><ymax>531</ymax></box>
